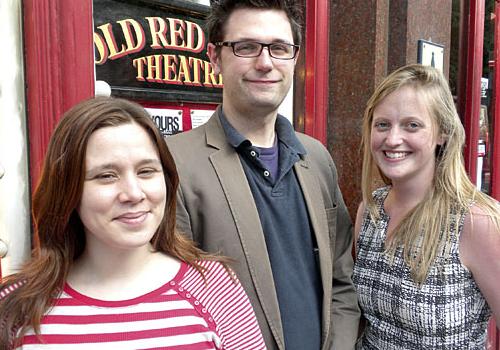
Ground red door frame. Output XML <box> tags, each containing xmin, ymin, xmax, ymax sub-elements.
<box><xmin>488</xmin><ymin>1</ymin><xmax>500</xmax><ymax>346</ymax></box>
<box><xmin>460</xmin><ymin>1</ymin><xmax>500</xmax><ymax>345</ymax></box>
<box><xmin>462</xmin><ymin>0</ymin><xmax>484</xmax><ymax>184</ymax></box>
<box><xmin>19</xmin><ymin>0</ymin><xmax>94</xmax><ymax>257</ymax></box>
<box><xmin>492</xmin><ymin>1</ymin><xmax>500</xmax><ymax>201</ymax></box>
<box><xmin>303</xmin><ymin>0</ymin><xmax>329</xmax><ymax>145</ymax></box>
<box><xmin>23</xmin><ymin>0</ymin><xmax>94</xmax><ymax>191</ymax></box>
<box><xmin>1</xmin><ymin>0</ymin><xmax>94</xmax><ymax>279</ymax></box>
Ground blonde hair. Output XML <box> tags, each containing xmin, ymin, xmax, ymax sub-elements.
<box><xmin>361</xmin><ymin>64</ymin><xmax>500</xmax><ymax>283</ymax></box>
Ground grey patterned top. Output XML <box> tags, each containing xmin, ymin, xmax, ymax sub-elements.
<box><xmin>353</xmin><ymin>186</ymin><xmax>491</xmax><ymax>349</ymax></box>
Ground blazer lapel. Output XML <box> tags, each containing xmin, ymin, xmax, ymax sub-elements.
<box><xmin>205</xmin><ymin>111</ymin><xmax>286</xmax><ymax>348</ymax></box>
<box><xmin>294</xmin><ymin>157</ymin><xmax>333</xmax><ymax>348</ymax></box>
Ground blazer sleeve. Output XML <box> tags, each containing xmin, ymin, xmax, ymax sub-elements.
<box><xmin>297</xmin><ymin>133</ymin><xmax>360</xmax><ymax>349</ymax></box>
<box><xmin>174</xmin><ymin>183</ymin><xmax>194</xmax><ymax>240</ymax></box>
<box><xmin>329</xmin><ymin>176</ymin><xmax>361</xmax><ymax>349</ymax></box>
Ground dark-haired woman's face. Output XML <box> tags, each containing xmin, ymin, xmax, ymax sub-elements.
<box><xmin>77</xmin><ymin>122</ymin><xmax>166</xmax><ymax>252</ymax></box>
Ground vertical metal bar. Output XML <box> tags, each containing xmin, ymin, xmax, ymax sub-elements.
<box><xmin>303</xmin><ymin>0</ymin><xmax>329</xmax><ymax>145</ymax></box>
<box><xmin>463</xmin><ymin>0</ymin><xmax>485</xmax><ymax>184</ymax></box>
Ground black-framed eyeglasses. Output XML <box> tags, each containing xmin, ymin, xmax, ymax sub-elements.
<box><xmin>215</xmin><ymin>41</ymin><xmax>299</xmax><ymax>60</ymax></box>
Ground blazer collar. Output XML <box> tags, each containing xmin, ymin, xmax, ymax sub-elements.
<box><xmin>205</xmin><ymin>106</ymin><xmax>229</xmax><ymax>150</ymax></box>
<box><xmin>207</xmin><ymin>106</ymin><xmax>307</xmax><ymax>156</ymax></box>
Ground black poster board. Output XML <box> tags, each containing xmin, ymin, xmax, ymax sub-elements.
<box><xmin>93</xmin><ymin>0</ymin><xmax>222</xmax><ymax>103</ymax></box>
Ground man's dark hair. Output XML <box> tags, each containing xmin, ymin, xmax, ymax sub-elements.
<box><xmin>207</xmin><ymin>0</ymin><xmax>303</xmax><ymax>51</ymax></box>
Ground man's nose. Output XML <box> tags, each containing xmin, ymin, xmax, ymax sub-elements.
<box><xmin>254</xmin><ymin>47</ymin><xmax>273</xmax><ymax>70</ymax></box>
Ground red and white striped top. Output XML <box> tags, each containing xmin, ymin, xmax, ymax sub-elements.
<box><xmin>2</xmin><ymin>260</ymin><xmax>266</xmax><ymax>349</ymax></box>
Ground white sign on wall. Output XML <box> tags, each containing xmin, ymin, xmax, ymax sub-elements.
<box><xmin>146</xmin><ymin>108</ymin><xmax>183</xmax><ymax>137</ymax></box>
<box><xmin>417</xmin><ymin>40</ymin><xmax>444</xmax><ymax>72</ymax></box>
<box><xmin>190</xmin><ymin>109</ymin><xmax>213</xmax><ymax>129</ymax></box>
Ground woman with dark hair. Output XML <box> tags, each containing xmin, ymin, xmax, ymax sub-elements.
<box><xmin>0</xmin><ymin>97</ymin><xmax>266</xmax><ymax>349</ymax></box>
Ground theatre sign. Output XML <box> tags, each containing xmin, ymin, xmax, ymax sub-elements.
<box><xmin>93</xmin><ymin>0</ymin><xmax>222</xmax><ymax>103</ymax></box>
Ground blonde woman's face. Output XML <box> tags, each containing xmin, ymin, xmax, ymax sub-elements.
<box><xmin>370</xmin><ymin>86</ymin><xmax>444</xmax><ymax>186</ymax></box>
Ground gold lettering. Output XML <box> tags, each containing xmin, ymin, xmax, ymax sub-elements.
<box><xmin>146</xmin><ymin>55</ymin><xmax>163</xmax><ymax>82</ymax></box>
<box><xmin>117</xmin><ymin>19</ymin><xmax>146</xmax><ymax>54</ymax></box>
<box><xmin>168</xmin><ymin>18</ymin><xmax>186</xmax><ymax>49</ymax></box>
<box><xmin>163</xmin><ymin>54</ymin><xmax>178</xmax><ymax>82</ymax></box>
<box><xmin>177</xmin><ymin>55</ymin><xmax>192</xmax><ymax>84</ymax></box>
<box><xmin>132</xmin><ymin>56</ymin><xmax>147</xmax><ymax>81</ymax></box>
<box><xmin>94</xmin><ymin>32</ymin><xmax>109</xmax><ymax>65</ymax></box>
<box><xmin>130</xmin><ymin>54</ymin><xmax>223</xmax><ymax>88</ymax></box>
<box><xmin>204</xmin><ymin>60</ymin><xmax>223</xmax><ymax>87</ymax></box>
<box><xmin>146</xmin><ymin>17</ymin><xmax>168</xmax><ymax>49</ymax></box>
<box><xmin>185</xmin><ymin>21</ymin><xmax>204</xmax><ymax>53</ymax></box>
<box><xmin>97</xmin><ymin>23</ymin><xmax>127</xmax><ymax>60</ymax></box>
<box><xmin>188</xmin><ymin>57</ymin><xmax>204</xmax><ymax>86</ymax></box>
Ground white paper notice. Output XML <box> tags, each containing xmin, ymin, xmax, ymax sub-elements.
<box><xmin>191</xmin><ymin>109</ymin><xmax>214</xmax><ymax>129</ymax></box>
<box><xmin>146</xmin><ymin>108</ymin><xmax>183</xmax><ymax>137</ymax></box>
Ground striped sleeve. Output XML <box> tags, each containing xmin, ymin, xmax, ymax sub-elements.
<box><xmin>181</xmin><ymin>261</ymin><xmax>266</xmax><ymax>350</ymax></box>
<box><xmin>0</xmin><ymin>281</ymin><xmax>24</xmax><ymax>300</ymax></box>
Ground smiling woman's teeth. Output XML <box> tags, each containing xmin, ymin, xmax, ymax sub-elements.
<box><xmin>385</xmin><ymin>152</ymin><xmax>407</xmax><ymax>159</ymax></box>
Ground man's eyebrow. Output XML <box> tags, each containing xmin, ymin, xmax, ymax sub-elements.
<box><xmin>233</xmin><ymin>37</ymin><xmax>294</xmax><ymax>44</ymax></box>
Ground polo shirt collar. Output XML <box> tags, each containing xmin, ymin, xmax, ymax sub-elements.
<box><xmin>219</xmin><ymin>109</ymin><xmax>307</xmax><ymax>156</ymax></box>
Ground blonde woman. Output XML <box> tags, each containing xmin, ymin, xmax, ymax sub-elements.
<box><xmin>353</xmin><ymin>64</ymin><xmax>500</xmax><ymax>349</ymax></box>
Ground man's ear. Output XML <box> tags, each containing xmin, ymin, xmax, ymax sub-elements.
<box><xmin>293</xmin><ymin>47</ymin><xmax>300</xmax><ymax>65</ymax></box>
<box><xmin>207</xmin><ymin>43</ymin><xmax>221</xmax><ymax>76</ymax></box>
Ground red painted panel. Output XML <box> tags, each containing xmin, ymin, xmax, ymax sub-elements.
<box><xmin>487</xmin><ymin>2</ymin><xmax>500</xmax><ymax>348</ymax></box>
<box><xmin>463</xmin><ymin>0</ymin><xmax>485</xmax><ymax>184</ymax></box>
<box><xmin>303</xmin><ymin>0</ymin><xmax>329</xmax><ymax>145</ymax></box>
<box><xmin>23</xmin><ymin>0</ymin><xmax>94</xmax><ymax>190</ymax></box>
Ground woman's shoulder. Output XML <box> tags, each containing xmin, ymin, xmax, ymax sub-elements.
<box><xmin>463</xmin><ymin>202</ymin><xmax>500</xmax><ymax>236</ymax></box>
<box><xmin>181</xmin><ymin>262</ymin><xmax>265</xmax><ymax>349</ymax></box>
<box><xmin>459</xmin><ymin>202</ymin><xmax>500</xmax><ymax>324</ymax></box>
<box><xmin>460</xmin><ymin>203</ymin><xmax>500</xmax><ymax>266</ymax></box>
<box><xmin>184</xmin><ymin>260</ymin><xmax>236</xmax><ymax>284</ymax></box>
<box><xmin>180</xmin><ymin>260</ymin><xmax>245</xmax><ymax>310</ymax></box>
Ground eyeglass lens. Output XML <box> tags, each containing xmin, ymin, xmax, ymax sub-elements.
<box><xmin>233</xmin><ymin>42</ymin><xmax>295</xmax><ymax>59</ymax></box>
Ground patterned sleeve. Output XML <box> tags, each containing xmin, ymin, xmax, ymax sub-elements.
<box><xmin>181</xmin><ymin>260</ymin><xmax>266</xmax><ymax>350</ymax></box>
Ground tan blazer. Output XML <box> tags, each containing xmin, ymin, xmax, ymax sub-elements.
<box><xmin>166</xmin><ymin>107</ymin><xmax>360</xmax><ymax>350</ymax></box>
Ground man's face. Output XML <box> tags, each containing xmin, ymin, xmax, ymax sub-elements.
<box><xmin>207</xmin><ymin>8</ymin><xmax>297</xmax><ymax>117</ymax></box>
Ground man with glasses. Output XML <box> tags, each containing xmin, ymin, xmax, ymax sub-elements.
<box><xmin>166</xmin><ymin>1</ymin><xmax>359</xmax><ymax>349</ymax></box>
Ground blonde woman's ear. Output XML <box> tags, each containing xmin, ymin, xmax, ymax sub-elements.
<box><xmin>437</xmin><ymin>133</ymin><xmax>446</xmax><ymax>146</ymax></box>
